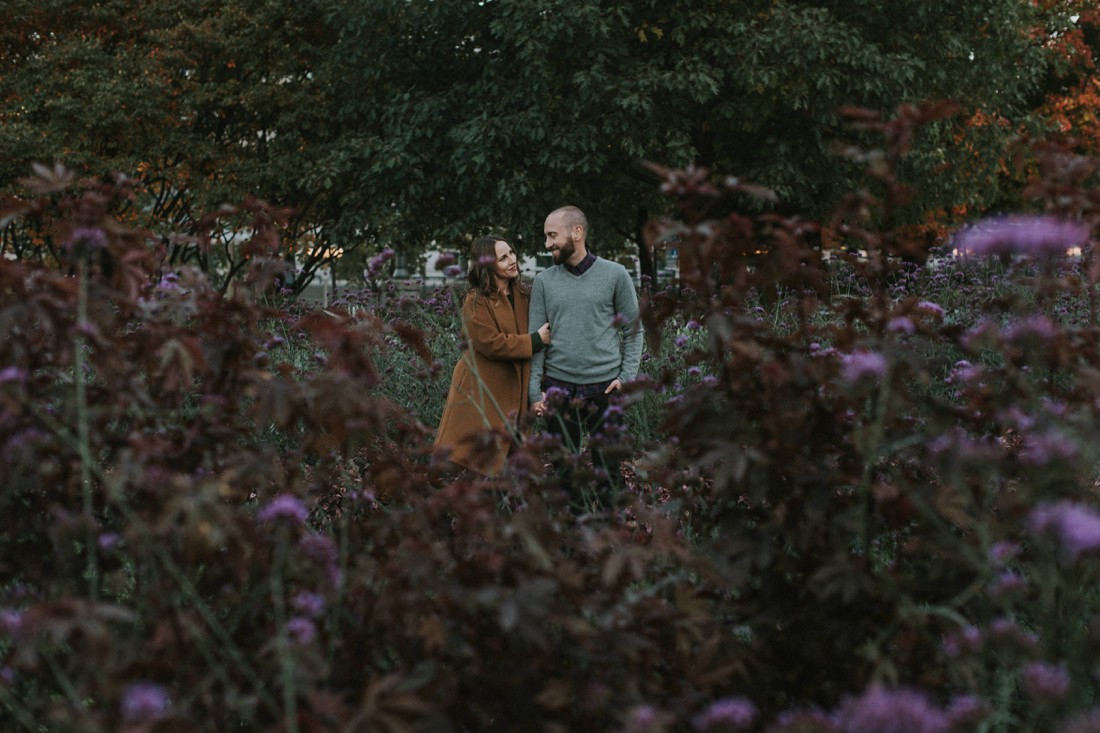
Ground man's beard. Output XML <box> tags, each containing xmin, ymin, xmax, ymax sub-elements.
<box><xmin>552</xmin><ymin>240</ymin><xmax>575</xmax><ymax>264</ymax></box>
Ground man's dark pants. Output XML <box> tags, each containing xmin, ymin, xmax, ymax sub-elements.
<box><xmin>543</xmin><ymin>379</ymin><xmax>625</xmax><ymax>508</ymax></box>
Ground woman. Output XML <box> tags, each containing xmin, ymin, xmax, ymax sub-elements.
<box><xmin>434</xmin><ymin>235</ymin><xmax>551</xmax><ymax>476</ymax></box>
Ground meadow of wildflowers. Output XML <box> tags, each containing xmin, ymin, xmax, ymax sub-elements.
<box><xmin>2</xmin><ymin>132</ymin><xmax>1100</xmax><ymax>732</ymax></box>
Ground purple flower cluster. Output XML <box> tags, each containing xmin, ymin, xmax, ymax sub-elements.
<box><xmin>121</xmin><ymin>681</ymin><xmax>170</xmax><ymax>721</ymax></box>
<box><xmin>914</xmin><ymin>300</ymin><xmax>945</xmax><ymax>319</ymax></box>
<box><xmin>1029</xmin><ymin>500</ymin><xmax>1100</xmax><ymax>561</ymax></box>
<box><xmin>0</xmin><ymin>608</ymin><xmax>25</xmax><ymax>636</ymax></box>
<box><xmin>841</xmin><ymin>351</ymin><xmax>888</xmax><ymax>384</ymax></box>
<box><xmin>836</xmin><ymin>684</ymin><xmax>948</xmax><ymax>733</ymax></box>
<box><xmin>286</xmin><ymin>616</ymin><xmax>317</xmax><ymax>645</ymax></box>
<box><xmin>1020</xmin><ymin>661</ymin><xmax>1071</xmax><ymax>701</ymax></box>
<box><xmin>693</xmin><ymin>697</ymin><xmax>757</xmax><ymax>731</ymax></box>
<box><xmin>887</xmin><ymin>316</ymin><xmax>915</xmax><ymax>334</ymax></box>
<box><xmin>621</xmin><ymin>704</ymin><xmax>674</xmax><ymax>733</ymax></box>
<box><xmin>0</xmin><ymin>367</ymin><xmax>26</xmax><ymax>384</ymax></box>
<box><xmin>942</xmin><ymin>625</ymin><xmax>983</xmax><ymax>658</ymax></box>
<box><xmin>299</xmin><ymin>532</ymin><xmax>342</xmax><ymax>587</ymax></box>
<box><xmin>64</xmin><ymin>226</ymin><xmax>108</xmax><ymax>252</ymax></box>
<box><xmin>257</xmin><ymin>494</ymin><xmax>309</xmax><ymax>525</ymax></box>
<box><xmin>954</xmin><ymin>215</ymin><xmax>1089</xmax><ymax>257</ymax></box>
<box><xmin>1019</xmin><ymin>429</ymin><xmax>1078</xmax><ymax>466</ymax></box>
<box><xmin>988</xmin><ymin>541</ymin><xmax>1021</xmax><ymax>566</ymax></box>
<box><xmin>987</xmin><ymin>617</ymin><xmax>1039</xmax><ymax>651</ymax></box>
<box><xmin>987</xmin><ymin>570</ymin><xmax>1027</xmax><ymax>598</ymax></box>
<box><xmin>364</xmin><ymin>247</ymin><xmax>395</xmax><ymax>280</ymax></box>
<box><xmin>292</xmin><ymin>591</ymin><xmax>325</xmax><ymax>617</ymax></box>
<box><xmin>945</xmin><ymin>694</ymin><xmax>988</xmax><ymax>726</ymax></box>
<box><xmin>1004</xmin><ymin>315</ymin><xmax>1060</xmax><ymax>343</ymax></box>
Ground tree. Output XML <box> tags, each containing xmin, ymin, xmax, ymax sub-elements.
<box><xmin>0</xmin><ymin>1</ymin><xmax>1075</xmax><ymax>285</ymax></box>
<box><xmin>1035</xmin><ymin>2</ymin><xmax>1100</xmax><ymax>155</ymax></box>
<box><xmin>0</xmin><ymin>0</ymin><xmax>341</xmax><ymax>292</ymax></box>
<box><xmin>323</xmin><ymin>0</ymin><xmax>1059</xmax><ymax>277</ymax></box>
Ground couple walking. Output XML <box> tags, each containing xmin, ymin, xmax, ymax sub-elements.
<box><xmin>433</xmin><ymin>205</ymin><xmax>643</xmax><ymax>501</ymax></box>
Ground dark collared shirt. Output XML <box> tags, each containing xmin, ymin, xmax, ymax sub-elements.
<box><xmin>565</xmin><ymin>252</ymin><xmax>597</xmax><ymax>277</ymax></box>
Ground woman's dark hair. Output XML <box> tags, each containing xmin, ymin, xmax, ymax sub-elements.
<box><xmin>466</xmin><ymin>234</ymin><xmax>512</xmax><ymax>297</ymax></box>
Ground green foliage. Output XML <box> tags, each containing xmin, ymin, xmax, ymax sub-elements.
<box><xmin>323</xmin><ymin>0</ymin><xmax>1057</xmax><ymax>265</ymax></box>
<box><xmin>0</xmin><ymin>0</ymin><xmax>341</xmax><ymax>289</ymax></box>
<box><xmin>0</xmin><ymin>0</ymin><xmax>1078</xmax><ymax>281</ymax></box>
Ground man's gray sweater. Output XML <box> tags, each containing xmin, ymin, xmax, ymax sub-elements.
<box><xmin>527</xmin><ymin>257</ymin><xmax>643</xmax><ymax>403</ymax></box>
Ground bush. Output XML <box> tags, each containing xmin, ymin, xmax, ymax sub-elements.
<box><xmin>3</xmin><ymin>116</ymin><xmax>1100</xmax><ymax>732</ymax></box>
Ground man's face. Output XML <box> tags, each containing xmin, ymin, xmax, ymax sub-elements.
<box><xmin>544</xmin><ymin>213</ymin><xmax>576</xmax><ymax>265</ymax></box>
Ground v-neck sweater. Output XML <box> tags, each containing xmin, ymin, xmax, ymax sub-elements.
<box><xmin>527</xmin><ymin>257</ymin><xmax>642</xmax><ymax>403</ymax></box>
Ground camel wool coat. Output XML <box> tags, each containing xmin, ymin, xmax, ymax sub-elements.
<box><xmin>434</xmin><ymin>284</ymin><xmax>535</xmax><ymax>476</ymax></box>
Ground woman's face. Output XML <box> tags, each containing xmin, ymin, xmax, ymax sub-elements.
<box><xmin>492</xmin><ymin>240</ymin><xmax>519</xmax><ymax>282</ymax></box>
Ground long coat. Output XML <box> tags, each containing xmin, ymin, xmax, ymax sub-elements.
<box><xmin>434</xmin><ymin>284</ymin><xmax>534</xmax><ymax>476</ymax></box>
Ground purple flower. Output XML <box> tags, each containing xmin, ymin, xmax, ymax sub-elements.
<box><xmin>257</xmin><ymin>494</ymin><xmax>309</xmax><ymax>524</ymax></box>
<box><xmin>0</xmin><ymin>367</ymin><xmax>26</xmax><ymax>384</ymax></box>
<box><xmin>693</xmin><ymin>697</ymin><xmax>757</xmax><ymax>731</ymax></box>
<box><xmin>675</xmin><ymin>334</ymin><xmax>689</xmax><ymax>348</ymax></box>
<box><xmin>365</xmin><ymin>248</ymin><xmax>396</xmax><ymax>280</ymax></box>
<box><xmin>1021</xmin><ymin>661</ymin><xmax>1071</xmax><ymax>701</ymax></box>
<box><xmin>686</xmin><ymin>319</ymin><xmax>701</xmax><ymax>330</ymax></box>
<box><xmin>837</xmin><ymin>684</ymin><xmax>949</xmax><ymax>733</ymax></box>
<box><xmin>988</xmin><ymin>541</ymin><xmax>1021</xmax><ymax>566</ymax></box>
<box><xmin>1020</xmin><ymin>430</ymin><xmax>1078</xmax><ymax>466</ymax></box>
<box><xmin>97</xmin><ymin>533</ymin><xmax>122</xmax><ymax>550</ymax></box>
<box><xmin>121</xmin><ymin>681</ymin><xmax>170</xmax><ymax>721</ymax></box>
<box><xmin>887</xmin><ymin>317</ymin><xmax>915</xmax><ymax>334</ymax></box>
<box><xmin>1005</xmin><ymin>315</ymin><xmax>1060</xmax><ymax>343</ymax></box>
<box><xmin>945</xmin><ymin>695</ymin><xmax>987</xmax><ymax>725</ymax></box>
<box><xmin>158</xmin><ymin>272</ymin><xmax>180</xmax><ymax>288</ymax></box>
<box><xmin>1029</xmin><ymin>500</ymin><xmax>1100</xmax><ymax>561</ymax></box>
<box><xmin>0</xmin><ymin>609</ymin><xmax>25</xmax><ymax>636</ymax></box>
<box><xmin>954</xmin><ymin>215</ymin><xmax>1090</xmax><ymax>257</ymax></box>
<box><xmin>286</xmin><ymin>616</ymin><xmax>317</xmax><ymax>645</ymax></box>
<box><xmin>543</xmin><ymin>386</ymin><xmax>569</xmax><ymax>406</ymax></box>
<box><xmin>986</xmin><ymin>617</ymin><xmax>1040</xmax><ymax>651</ymax></box>
<box><xmin>292</xmin><ymin>591</ymin><xmax>325</xmax><ymax>618</ymax></box>
<box><xmin>841</xmin><ymin>351</ymin><xmax>888</xmax><ymax>384</ymax></box>
<box><xmin>942</xmin><ymin>625</ymin><xmax>983</xmax><ymax>657</ymax></box>
<box><xmin>298</xmin><ymin>532</ymin><xmax>337</xmax><ymax>564</ymax></box>
<box><xmin>915</xmin><ymin>300</ymin><xmax>945</xmax><ymax>319</ymax></box>
<box><xmin>622</xmin><ymin>704</ymin><xmax>674</xmax><ymax>733</ymax></box>
<box><xmin>944</xmin><ymin>361</ymin><xmax>982</xmax><ymax>390</ymax></box>
<box><xmin>444</xmin><ymin>265</ymin><xmax>463</xmax><ymax>278</ymax></box>
<box><xmin>299</xmin><ymin>533</ymin><xmax>341</xmax><ymax>587</ymax></box>
<box><xmin>65</xmin><ymin>226</ymin><xmax>108</xmax><ymax>251</ymax></box>
<box><xmin>987</xmin><ymin>570</ymin><xmax>1027</xmax><ymax>597</ymax></box>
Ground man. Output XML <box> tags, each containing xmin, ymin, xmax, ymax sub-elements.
<box><xmin>528</xmin><ymin>205</ymin><xmax>642</xmax><ymax>505</ymax></box>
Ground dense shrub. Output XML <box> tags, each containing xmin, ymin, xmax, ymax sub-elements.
<box><xmin>2</xmin><ymin>117</ymin><xmax>1100</xmax><ymax>733</ymax></box>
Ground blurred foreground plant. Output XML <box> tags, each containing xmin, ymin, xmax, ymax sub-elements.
<box><xmin>5</xmin><ymin>112</ymin><xmax>1100</xmax><ymax>733</ymax></box>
